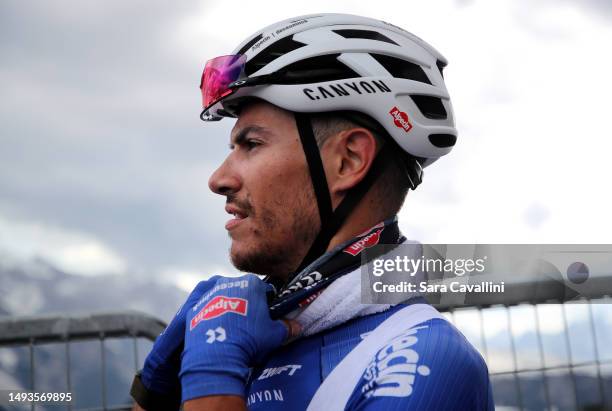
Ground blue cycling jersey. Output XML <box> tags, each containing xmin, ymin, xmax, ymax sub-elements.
<box><xmin>246</xmin><ymin>304</ymin><xmax>494</xmax><ymax>411</ymax></box>
<box><xmin>134</xmin><ymin>219</ymin><xmax>495</xmax><ymax>410</ymax></box>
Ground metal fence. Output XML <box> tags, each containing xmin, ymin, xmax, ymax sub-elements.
<box><xmin>0</xmin><ymin>311</ymin><xmax>165</xmax><ymax>411</ymax></box>
<box><xmin>446</xmin><ymin>299</ymin><xmax>612</xmax><ymax>411</ymax></box>
<box><xmin>1</xmin><ymin>303</ymin><xmax>611</xmax><ymax>411</ymax></box>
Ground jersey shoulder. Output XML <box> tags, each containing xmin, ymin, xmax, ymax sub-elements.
<box><xmin>346</xmin><ymin>316</ymin><xmax>494</xmax><ymax>411</ymax></box>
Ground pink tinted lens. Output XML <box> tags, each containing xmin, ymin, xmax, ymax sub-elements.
<box><xmin>200</xmin><ymin>54</ymin><xmax>246</xmax><ymax>110</ymax></box>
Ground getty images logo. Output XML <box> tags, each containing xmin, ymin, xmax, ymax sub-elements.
<box><xmin>360</xmin><ymin>326</ymin><xmax>431</xmax><ymax>398</ymax></box>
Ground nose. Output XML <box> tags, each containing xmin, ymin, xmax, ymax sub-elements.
<box><xmin>208</xmin><ymin>157</ymin><xmax>241</xmax><ymax>196</ymax></box>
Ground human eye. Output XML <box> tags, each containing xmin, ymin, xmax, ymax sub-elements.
<box><xmin>244</xmin><ymin>138</ymin><xmax>261</xmax><ymax>151</ymax></box>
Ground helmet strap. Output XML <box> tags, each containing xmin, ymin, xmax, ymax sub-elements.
<box><xmin>294</xmin><ymin>112</ymin><xmax>334</xmax><ymax>226</ymax></box>
<box><xmin>293</xmin><ymin>112</ymin><xmax>392</xmax><ymax>274</ymax></box>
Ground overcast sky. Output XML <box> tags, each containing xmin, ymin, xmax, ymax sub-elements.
<box><xmin>1</xmin><ymin>0</ymin><xmax>611</xmax><ymax>292</ymax></box>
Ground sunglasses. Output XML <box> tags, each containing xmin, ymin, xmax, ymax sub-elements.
<box><xmin>199</xmin><ymin>54</ymin><xmax>281</xmax><ymax>121</ymax></box>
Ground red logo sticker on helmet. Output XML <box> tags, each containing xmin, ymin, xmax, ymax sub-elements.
<box><xmin>389</xmin><ymin>106</ymin><xmax>412</xmax><ymax>133</ymax></box>
<box><xmin>343</xmin><ymin>227</ymin><xmax>384</xmax><ymax>256</ymax></box>
<box><xmin>190</xmin><ymin>296</ymin><xmax>248</xmax><ymax>330</ymax></box>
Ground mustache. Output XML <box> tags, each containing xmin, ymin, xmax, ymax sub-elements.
<box><xmin>226</xmin><ymin>194</ymin><xmax>254</xmax><ymax>215</ymax></box>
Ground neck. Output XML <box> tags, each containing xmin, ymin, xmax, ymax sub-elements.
<box><xmin>326</xmin><ymin>193</ymin><xmax>393</xmax><ymax>251</ymax></box>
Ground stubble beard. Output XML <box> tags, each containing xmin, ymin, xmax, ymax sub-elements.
<box><xmin>229</xmin><ymin>185</ymin><xmax>319</xmax><ymax>280</ymax></box>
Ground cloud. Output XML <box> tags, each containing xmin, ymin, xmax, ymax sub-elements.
<box><xmin>399</xmin><ymin>0</ymin><xmax>612</xmax><ymax>243</ymax></box>
<box><xmin>160</xmin><ymin>264</ymin><xmax>244</xmax><ymax>293</ymax></box>
<box><xmin>0</xmin><ymin>215</ymin><xmax>126</xmax><ymax>275</ymax></box>
<box><xmin>0</xmin><ymin>0</ymin><xmax>238</xmax><ymax>279</ymax></box>
<box><xmin>523</xmin><ymin>203</ymin><xmax>550</xmax><ymax>229</ymax></box>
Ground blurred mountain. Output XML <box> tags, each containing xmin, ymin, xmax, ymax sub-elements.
<box><xmin>0</xmin><ymin>252</ymin><xmax>187</xmax><ymax>320</ymax></box>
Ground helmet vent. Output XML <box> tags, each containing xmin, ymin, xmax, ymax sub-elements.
<box><xmin>237</xmin><ymin>34</ymin><xmax>263</xmax><ymax>56</ymax></box>
<box><xmin>436</xmin><ymin>60</ymin><xmax>446</xmax><ymax>78</ymax></box>
<box><xmin>276</xmin><ymin>54</ymin><xmax>360</xmax><ymax>84</ymax></box>
<box><xmin>428</xmin><ymin>134</ymin><xmax>457</xmax><ymax>148</ymax></box>
<box><xmin>333</xmin><ymin>29</ymin><xmax>399</xmax><ymax>46</ymax></box>
<box><xmin>410</xmin><ymin>95</ymin><xmax>447</xmax><ymax>119</ymax></box>
<box><xmin>245</xmin><ymin>36</ymin><xmax>307</xmax><ymax>75</ymax></box>
<box><xmin>370</xmin><ymin>53</ymin><xmax>431</xmax><ymax>84</ymax></box>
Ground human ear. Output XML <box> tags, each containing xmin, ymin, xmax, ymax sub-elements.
<box><xmin>328</xmin><ymin>128</ymin><xmax>377</xmax><ymax>195</ymax></box>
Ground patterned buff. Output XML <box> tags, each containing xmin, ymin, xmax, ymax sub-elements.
<box><xmin>267</xmin><ymin>216</ymin><xmax>404</xmax><ymax>319</ymax></box>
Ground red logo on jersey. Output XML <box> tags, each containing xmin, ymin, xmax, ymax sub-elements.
<box><xmin>190</xmin><ymin>296</ymin><xmax>248</xmax><ymax>330</ymax></box>
<box><xmin>343</xmin><ymin>227</ymin><xmax>384</xmax><ymax>256</ymax></box>
<box><xmin>389</xmin><ymin>106</ymin><xmax>412</xmax><ymax>132</ymax></box>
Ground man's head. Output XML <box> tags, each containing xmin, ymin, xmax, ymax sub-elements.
<box><xmin>201</xmin><ymin>13</ymin><xmax>457</xmax><ymax>279</ymax></box>
<box><xmin>209</xmin><ymin>100</ymin><xmax>410</xmax><ymax>279</ymax></box>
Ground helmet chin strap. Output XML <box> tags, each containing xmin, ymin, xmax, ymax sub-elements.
<box><xmin>292</xmin><ymin>112</ymin><xmax>394</xmax><ymax>276</ymax></box>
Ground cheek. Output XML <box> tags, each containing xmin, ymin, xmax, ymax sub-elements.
<box><xmin>252</xmin><ymin>163</ymin><xmax>312</xmax><ymax>229</ymax></box>
<box><xmin>251</xmin><ymin>153</ymin><xmax>307</xmax><ymax>199</ymax></box>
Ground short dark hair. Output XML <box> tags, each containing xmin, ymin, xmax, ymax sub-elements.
<box><xmin>310</xmin><ymin>113</ymin><xmax>411</xmax><ymax>217</ymax></box>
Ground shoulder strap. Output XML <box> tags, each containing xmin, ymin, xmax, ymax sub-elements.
<box><xmin>306</xmin><ymin>304</ymin><xmax>445</xmax><ymax>411</ymax></box>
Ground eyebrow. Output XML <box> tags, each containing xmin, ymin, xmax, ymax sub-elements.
<box><xmin>230</xmin><ymin>125</ymin><xmax>269</xmax><ymax>147</ymax></box>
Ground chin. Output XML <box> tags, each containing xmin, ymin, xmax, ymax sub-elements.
<box><xmin>229</xmin><ymin>242</ymin><xmax>260</xmax><ymax>273</ymax></box>
<box><xmin>229</xmin><ymin>240</ymin><xmax>288</xmax><ymax>276</ymax></box>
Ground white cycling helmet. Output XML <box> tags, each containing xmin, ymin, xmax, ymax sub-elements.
<box><xmin>200</xmin><ymin>13</ymin><xmax>456</xmax><ymax>166</ymax></box>
<box><xmin>199</xmin><ymin>13</ymin><xmax>457</xmax><ymax>273</ymax></box>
